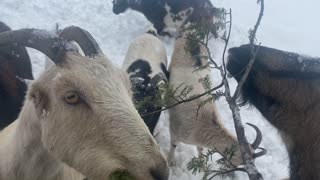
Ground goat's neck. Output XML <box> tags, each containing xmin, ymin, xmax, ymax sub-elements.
<box><xmin>0</xmin><ymin>101</ymin><xmax>81</xmax><ymax>180</ymax></box>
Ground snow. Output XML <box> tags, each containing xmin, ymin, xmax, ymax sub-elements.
<box><xmin>1</xmin><ymin>0</ymin><xmax>320</xmax><ymax>179</ymax></box>
<box><xmin>31</xmin><ymin>29</ymin><xmax>59</xmax><ymax>39</ymax></box>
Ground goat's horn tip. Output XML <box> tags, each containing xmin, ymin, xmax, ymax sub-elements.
<box><xmin>253</xmin><ymin>147</ymin><xmax>267</xmax><ymax>158</ymax></box>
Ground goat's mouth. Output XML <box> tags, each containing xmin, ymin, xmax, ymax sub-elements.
<box><xmin>150</xmin><ymin>168</ymin><xmax>169</xmax><ymax>180</ymax></box>
<box><xmin>110</xmin><ymin>170</ymin><xmax>136</xmax><ymax>180</ymax></box>
<box><xmin>112</xmin><ymin>7</ymin><xmax>128</xmax><ymax>15</ymax></box>
<box><xmin>227</xmin><ymin>47</ymin><xmax>252</xmax><ymax>81</ymax></box>
<box><xmin>110</xmin><ymin>170</ymin><xmax>169</xmax><ymax>180</ymax></box>
<box><xmin>112</xmin><ymin>0</ymin><xmax>128</xmax><ymax>14</ymax></box>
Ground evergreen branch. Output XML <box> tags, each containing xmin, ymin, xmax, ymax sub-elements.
<box><xmin>141</xmin><ymin>82</ymin><xmax>224</xmax><ymax>117</ymax></box>
<box><xmin>207</xmin><ymin>167</ymin><xmax>246</xmax><ymax>180</ymax></box>
<box><xmin>185</xmin><ymin>35</ymin><xmax>220</xmax><ymax>69</ymax></box>
<box><xmin>187</xmin><ymin>148</ymin><xmax>240</xmax><ymax>179</ymax></box>
<box><xmin>195</xmin><ymin>96</ymin><xmax>215</xmax><ymax>121</ymax></box>
<box><xmin>215</xmin><ymin>149</ymin><xmax>237</xmax><ymax>169</ymax></box>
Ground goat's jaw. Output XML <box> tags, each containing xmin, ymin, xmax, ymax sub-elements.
<box><xmin>107</xmin><ymin>170</ymin><xmax>153</xmax><ymax>180</ymax></box>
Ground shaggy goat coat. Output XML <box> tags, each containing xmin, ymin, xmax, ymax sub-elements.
<box><xmin>167</xmin><ymin>32</ymin><xmax>242</xmax><ymax>166</ymax></box>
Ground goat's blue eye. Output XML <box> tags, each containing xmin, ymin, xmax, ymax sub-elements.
<box><xmin>64</xmin><ymin>92</ymin><xmax>80</xmax><ymax>105</ymax></box>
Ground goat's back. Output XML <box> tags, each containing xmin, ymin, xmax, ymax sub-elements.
<box><xmin>168</xmin><ymin>64</ymin><xmax>217</xmax><ymax>138</ymax></box>
<box><xmin>121</xmin><ymin>33</ymin><xmax>167</xmax><ymax>77</ymax></box>
<box><xmin>169</xmin><ymin>35</ymin><xmax>218</xmax><ymax>141</ymax></box>
<box><xmin>121</xmin><ymin>33</ymin><xmax>168</xmax><ymax>134</ymax></box>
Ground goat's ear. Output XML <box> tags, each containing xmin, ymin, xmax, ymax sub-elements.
<box><xmin>29</xmin><ymin>84</ymin><xmax>49</xmax><ymax>117</ymax></box>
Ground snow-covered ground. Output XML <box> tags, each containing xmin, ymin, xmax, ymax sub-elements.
<box><xmin>1</xmin><ymin>0</ymin><xmax>319</xmax><ymax>179</ymax></box>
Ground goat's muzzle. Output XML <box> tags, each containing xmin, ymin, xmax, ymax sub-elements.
<box><xmin>150</xmin><ymin>164</ymin><xmax>169</xmax><ymax>180</ymax></box>
<box><xmin>226</xmin><ymin>45</ymin><xmax>252</xmax><ymax>81</ymax></box>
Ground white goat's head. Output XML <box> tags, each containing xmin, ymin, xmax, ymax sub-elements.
<box><xmin>0</xmin><ymin>27</ymin><xmax>169</xmax><ymax>180</ymax></box>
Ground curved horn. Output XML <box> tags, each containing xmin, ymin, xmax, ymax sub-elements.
<box><xmin>0</xmin><ymin>29</ymin><xmax>77</xmax><ymax>64</ymax></box>
<box><xmin>246</xmin><ymin>123</ymin><xmax>262</xmax><ymax>150</ymax></box>
<box><xmin>253</xmin><ymin>147</ymin><xmax>267</xmax><ymax>158</ymax></box>
<box><xmin>150</xmin><ymin>73</ymin><xmax>167</xmax><ymax>87</ymax></box>
<box><xmin>59</xmin><ymin>26</ymin><xmax>103</xmax><ymax>56</ymax></box>
<box><xmin>0</xmin><ymin>21</ymin><xmax>11</xmax><ymax>32</ymax></box>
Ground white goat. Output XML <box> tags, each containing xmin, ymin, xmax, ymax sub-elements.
<box><xmin>167</xmin><ymin>29</ymin><xmax>263</xmax><ymax>166</ymax></box>
<box><xmin>0</xmin><ymin>27</ymin><xmax>169</xmax><ymax>180</ymax></box>
<box><xmin>121</xmin><ymin>29</ymin><xmax>169</xmax><ymax>134</ymax></box>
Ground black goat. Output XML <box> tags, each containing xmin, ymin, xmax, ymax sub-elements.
<box><xmin>227</xmin><ymin>44</ymin><xmax>320</xmax><ymax>180</ymax></box>
<box><xmin>0</xmin><ymin>22</ymin><xmax>33</xmax><ymax>129</ymax></box>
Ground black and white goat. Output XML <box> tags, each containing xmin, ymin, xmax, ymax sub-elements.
<box><xmin>227</xmin><ymin>44</ymin><xmax>320</xmax><ymax>180</ymax></box>
<box><xmin>112</xmin><ymin>0</ymin><xmax>217</xmax><ymax>36</ymax></box>
<box><xmin>0</xmin><ymin>22</ymin><xmax>33</xmax><ymax>129</ymax></box>
<box><xmin>121</xmin><ymin>29</ymin><xmax>169</xmax><ymax>134</ymax></box>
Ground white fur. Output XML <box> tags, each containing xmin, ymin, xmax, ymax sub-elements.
<box><xmin>167</xmin><ymin>31</ymin><xmax>243</xmax><ymax>166</ymax></box>
<box><xmin>121</xmin><ymin>33</ymin><xmax>167</xmax><ymax>78</ymax></box>
<box><xmin>0</xmin><ymin>52</ymin><xmax>168</xmax><ymax>180</ymax></box>
<box><xmin>163</xmin><ymin>4</ymin><xmax>193</xmax><ymax>35</ymax></box>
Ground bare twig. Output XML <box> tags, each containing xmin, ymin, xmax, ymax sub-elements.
<box><xmin>184</xmin><ymin>7</ymin><xmax>264</xmax><ymax>178</ymax></box>
<box><xmin>216</xmin><ymin>149</ymin><xmax>237</xmax><ymax>169</ymax></box>
<box><xmin>193</xmin><ymin>8</ymin><xmax>264</xmax><ymax>178</ymax></box>
<box><xmin>232</xmin><ymin>0</ymin><xmax>264</xmax><ymax>100</ymax></box>
<box><xmin>222</xmin><ymin>9</ymin><xmax>232</xmax><ymax>80</ymax></box>
<box><xmin>207</xmin><ymin>167</ymin><xmax>246</xmax><ymax>180</ymax></box>
<box><xmin>141</xmin><ymin>82</ymin><xmax>224</xmax><ymax>117</ymax></box>
<box><xmin>220</xmin><ymin>1</ymin><xmax>265</xmax><ymax>180</ymax></box>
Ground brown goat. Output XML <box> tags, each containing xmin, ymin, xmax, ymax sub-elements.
<box><xmin>227</xmin><ymin>44</ymin><xmax>320</xmax><ymax>180</ymax></box>
<box><xmin>0</xmin><ymin>22</ymin><xmax>33</xmax><ymax>129</ymax></box>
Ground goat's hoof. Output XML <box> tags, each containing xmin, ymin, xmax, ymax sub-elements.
<box><xmin>168</xmin><ymin>159</ymin><xmax>176</xmax><ymax>167</ymax></box>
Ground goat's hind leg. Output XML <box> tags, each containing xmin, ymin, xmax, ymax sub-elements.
<box><xmin>167</xmin><ymin>134</ymin><xmax>178</xmax><ymax>166</ymax></box>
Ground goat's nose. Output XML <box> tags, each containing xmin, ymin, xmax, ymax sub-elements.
<box><xmin>150</xmin><ymin>164</ymin><xmax>169</xmax><ymax>180</ymax></box>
